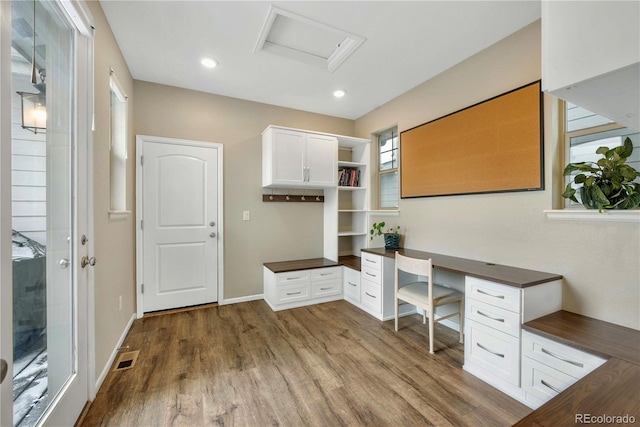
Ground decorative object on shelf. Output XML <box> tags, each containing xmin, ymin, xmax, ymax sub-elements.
<box><xmin>370</xmin><ymin>221</ymin><xmax>401</xmax><ymax>249</ymax></box>
<box><xmin>562</xmin><ymin>137</ymin><xmax>640</xmax><ymax>212</ymax></box>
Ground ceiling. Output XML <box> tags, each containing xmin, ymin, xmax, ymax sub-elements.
<box><xmin>100</xmin><ymin>1</ymin><xmax>541</xmax><ymax>120</ymax></box>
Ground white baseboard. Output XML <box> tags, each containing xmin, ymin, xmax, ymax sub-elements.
<box><xmin>219</xmin><ymin>294</ymin><xmax>264</xmax><ymax>305</ymax></box>
<box><xmin>94</xmin><ymin>313</ymin><xmax>136</xmax><ymax>393</ymax></box>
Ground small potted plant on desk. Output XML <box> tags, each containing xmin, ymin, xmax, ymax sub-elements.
<box><xmin>370</xmin><ymin>221</ymin><xmax>401</xmax><ymax>250</ymax></box>
<box><xmin>563</xmin><ymin>137</ymin><xmax>640</xmax><ymax>212</ymax></box>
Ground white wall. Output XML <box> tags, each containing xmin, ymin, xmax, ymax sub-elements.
<box><xmin>355</xmin><ymin>21</ymin><xmax>640</xmax><ymax>330</ymax></box>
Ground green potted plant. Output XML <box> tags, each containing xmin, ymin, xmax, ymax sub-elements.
<box><xmin>562</xmin><ymin>137</ymin><xmax>640</xmax><ymax>212</ymax></box>
<box><xmin>370</xmin><ymin>221</ymin><xmax>401</xmax><ymax>249</ymax></box>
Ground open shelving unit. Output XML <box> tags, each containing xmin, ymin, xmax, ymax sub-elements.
<box><xmin>324</xmin><ymin>136</ymin><xmax>370</xmax><ymax>261</ymax></box>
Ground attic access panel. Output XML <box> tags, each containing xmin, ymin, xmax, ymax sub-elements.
<box><xmin>400</xmin><ymin>81</ymin><xmax>544</xmax><ymax>198</ymax></box>
<box><xmin>254</xmin><ymin>6</ymin><xmax>365</xmax><ymax>73</ymax></box>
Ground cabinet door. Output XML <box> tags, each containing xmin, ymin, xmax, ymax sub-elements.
<box><xmin>271</xmin><ymin>128</ymin><xmax>306</xmax><ymax>185</ymax></box>
<box><xmin>305</xmin><ymin>133</ymin><xmax>337</xmax><ymax>187</ymax></box>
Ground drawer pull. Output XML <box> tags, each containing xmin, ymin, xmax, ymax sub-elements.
<box><xmin>365</xmin><ymin>258</ymin><xmax>376</xmax><ymax>264</ymax></box>
<box><xmin>477</xmin><ymin>289</ymin><xmax>505</xmax><ymax>299</ymax></box>
<box><xmin>320</xmin><ymin>273</ymin><xmax>333</xmax><ymax>276</ymax></box>
<box><xmin>348</xmin><ymin>281</ymin><xmax>357</xmax><ymax>287</ymax></box>
<box><xmin>365</xmin><ymin>272</ymin><xmax>377</xmax><ymax>277</ymax></box>
<box><xmin>286</xmin><ymin>291</ymin><xmax>302</xmax><ymax>296</ymax></box>
<box><xmin>286</xmin><ymin>277</ymin><xmax>303</xmax><ymax>281</ymax></box>
<box><xmin>365</xmin><ymin>292</ymin><xmax>377</xmax><ymax>299</ymax></box>
<box><xmin>540</xmin><ymin>379</ymin><xmax>562</xmax><ymax>394</ymax></box>
<box><xmin>320</xmin><ymin>287</ymin><xmax>332</xmax><ymax>291</ymax></box>
<box><xmin>476</xmin><ymin>342</ymin><xmax>505</xmax><ymax>358</ymax></box>
<box><xmin>477</xmin><ymin>310</ymin><xmax>505</xmax><ymax>323</ymax></box>
<box><xmin>541</xmin><ymin>347</ymin><xmax>584</xmax><ymax>368</ymax></box>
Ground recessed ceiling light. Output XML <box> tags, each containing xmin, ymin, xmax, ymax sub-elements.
<box><xmin>201</xmin><ymin>58</ymin><xmax>219</xmax><ymax>69</ymax></box>
<box><xmin>333</xmin><ymin>89</ymin><xmax>346</xmax><ymax>98</ymax></box>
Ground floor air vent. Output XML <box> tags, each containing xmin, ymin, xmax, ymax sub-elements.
<box><xmin>113</xmin><ymin>350</ymin><xmax>139</xmax><ymax>371</ymax></box>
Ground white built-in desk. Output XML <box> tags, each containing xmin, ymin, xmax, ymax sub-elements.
<box><xmin>356</xmin><ymin>248</ymin><xmax>564</xmax><ymax>406</ymax></box>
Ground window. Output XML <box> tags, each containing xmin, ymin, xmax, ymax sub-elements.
<box><xmin>564</xmin><ymin>102</ymin><xmax>640</xmax><ymax>207</ymax></box>
<box><xmin>110</xmin><ymin>71</ymin><xmax>128</xmax><ymax>212</ymax></box>
<box><xmin>377</xmin><ymin>127</ymin><xmax>399</xmax><ymax>209</ymax></box>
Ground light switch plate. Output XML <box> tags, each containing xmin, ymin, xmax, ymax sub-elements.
<box><xmin>243</xmin><ymin>211</ymin><xmax>251</xmax><ymax>221</ymax></box>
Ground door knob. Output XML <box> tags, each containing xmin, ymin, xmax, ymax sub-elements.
<box><xmin>59</xmin><ymin>258</ymin><xmax>70</xmax><ymax>269</ymax></box>
<box><xmin>210</xmin><ymin>221</ymin><xmax>215</xmax><ymax>227</ymax></box>
<box><xmin>1</xmin><ymin>358</ymin><xmax>7</xmax><ymax>384</ymax></box>
<box><xmin>209</xmin><ymin>232</ymin><xmax>216</xmax><ymax>238</ymax></box>
<box><xmin>81</xmin><ymin>256</ymin><xmax>97</xmax><ymax>268</ymax></box>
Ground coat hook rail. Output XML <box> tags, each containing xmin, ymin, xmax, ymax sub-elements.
<box><xmin>262</xmin><ymin>194</ymin><xmax>324</xmax><ymax>203</ymax></box>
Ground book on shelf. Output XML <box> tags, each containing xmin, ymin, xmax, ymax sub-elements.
<box><xmin>338</xmin><ymin>167</ymin><xmax>360</xmax><ymax>187</ymax></box>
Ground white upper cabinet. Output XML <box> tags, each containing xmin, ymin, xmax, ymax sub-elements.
<box><xmin>262</xmin><ymin>126</ymin><xmax>337</xmax><ymax>188</ymax></box>
<box><xmin>542</xmin><ymin>1</ymin><xmax>640</xmax><ymax>131</ymax></box>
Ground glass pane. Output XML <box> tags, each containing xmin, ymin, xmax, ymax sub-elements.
<box><xmin>11</xmin><ymin>1</ymin><xmax>75</xmax><ymax>425</ymax></box>
<box><xmin>380</xmin><ymin>171</ymin><xmax>399</xmax><ymax>208</ymax></box>
<box><xmin>566</xmin><ymin>102</ymin><xmax>614</xmax><ymax>132</ymax></box>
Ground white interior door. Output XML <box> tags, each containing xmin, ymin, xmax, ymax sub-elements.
<box><xmin>138</xmin><ymin>136</ymin><xmax>222</xmax><ymax>314</ymax></box>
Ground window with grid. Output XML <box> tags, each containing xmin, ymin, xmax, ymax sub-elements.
<box><xmin>564</xmin><ymin>102</ymin><xmax>640</xmax><ymax>207</ymax></box>
<box><xmin>378</xmin><ymin>128</ymin><xmax>399</xmax><ymax>209</ymax></box>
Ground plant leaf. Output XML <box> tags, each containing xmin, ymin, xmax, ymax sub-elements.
<box><xmin>616</xmin><ymin>137</ymin><xmax>634</xmax><ymax>159</ymax></box>
<box><xmin>596</xmin><ymin>146</ymin><xmax>610</xmax><ymax>155</ymax></box>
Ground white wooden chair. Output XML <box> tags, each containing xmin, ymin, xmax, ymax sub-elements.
<box><xmin>394</xmin><ymin>252</ymin><xmax>464</xmax><ymax>354</ymax></box>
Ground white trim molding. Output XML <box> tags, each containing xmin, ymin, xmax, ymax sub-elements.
<box><xmin>544</xmin><ymin>209</ymin><xmax>640</xmax><ymax>223</ymax></box>
<box><xmin>94</xmin><ymin>314</ymin><xmax>136</xmax><ymax>395</ymax></box>
<box><xmin>221</xmin><ymin>294</ymin><xmax>265</xmax><ymax>306</ymax></box>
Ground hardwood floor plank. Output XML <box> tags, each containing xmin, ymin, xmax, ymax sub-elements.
<box><xmin>80</xmin><ymin>300</ymin><xmax>530</xmax><ymax>427</ymax></box>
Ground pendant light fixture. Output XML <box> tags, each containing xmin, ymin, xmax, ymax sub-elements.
<box><xmin>18</xmin><ymin>0</ymin><xmax>47</xmax><ymax>134</ymax></box>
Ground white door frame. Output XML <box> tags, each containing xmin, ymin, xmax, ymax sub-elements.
<box><xmin>135</xmin><ymin>135</ymin><xmax>224</xmax><ymax>318</ymax></box>
<box><xmin>0</xmin><ymin>1</ymin><xmax>14</xmax><ymax>425</ymax></box>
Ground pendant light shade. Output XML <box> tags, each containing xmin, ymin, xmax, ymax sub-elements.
<box><xmin>17</xmin><ymin>91</ymin><xmax>47</xmax><ymax>134</ymax></box>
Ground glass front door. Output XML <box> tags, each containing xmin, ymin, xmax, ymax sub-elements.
<box><xmin>9</xmin><ymin>1</ymin><xmax>78</xmax><ymax>425</ymax></box>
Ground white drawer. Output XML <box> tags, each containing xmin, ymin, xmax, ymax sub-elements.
<box><xmin>311</xmin><ymin>279</ymin><xmax>342</xmax><ymax>298</ymax></box>
<box><xmin>343</xmin><ymin>267</ymin><xmax>360</xmax><ymax>302</ymax></box>
<box><xmin>276</xmin><ymin>270</ymin><xmax>310</xmax><ymax>286</ymax></box>
<box><xmin>361</xmin><ymin>279</ymin><xmax>381</xmax><ymax>313</ymax></box>
<box><xmin>361</xmin><ymin>253</ymin><xmax>382</xmax><ymax>271</ymax></box>
<box><xmin>522</xmin><ymin>330</ymin><xmax>606</xmax><ymax>379</ymax></box>
<box><xmin>466</xmin><ymin>298</ymin><xmax>521</xmax><ymax>338</ymax></box>
<box><xmin>362</xmin><ymin>265</ymin><xmax>382</xmax><ymax>284</ymax></box>
<box><xmin>311</xmin><ymin>267</ymin><xmax>341</xmax><ymax>282</ymax></box>
<box><xmin>465</xmin><ymin>276</ymin><xmax>521</xmax><ymax>313</ymax></box>
<box><xmin>465</xmin><ymin>319</ymin><xmax>520</xmax><ymax>386</ymax></box>
<box><xmin>522</xmin><ymin>355</ymin><xmax>578</xmax><ymax>407</ymax></box>
<box><xmin>275</xmin><ymin>283</ymin><xmax>310</xmax><ymax>304</ymax></box>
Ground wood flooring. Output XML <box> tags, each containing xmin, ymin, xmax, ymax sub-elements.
<box><xmin>79</xmin><ymin>300</ymin><xmax>531</xmax><ymax>426</ymax></box>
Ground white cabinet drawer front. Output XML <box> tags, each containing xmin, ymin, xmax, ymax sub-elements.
<box><xmin>361</xmin><ymin>279</ymin><xmax>382</xmax><ymax>313</ymax></box>
<box><xmin>311</xmin><ymin>267</ymin><xmax>341</xmax><ymax>282</ymax></box>
<box><xmin>276</xmin><ymin>284</ymin><xmax>310</xmax><ymax>304</ymax></box>
<box><xmin>344</xmin><ymin>268</ymin><xmax>360</xmax><ymax>301</ymax></box>
<box><xmin>522</xmin><ymin>356</ymin><xmax>578</xmax><ymax>405</ymax></box>
<box><xmin>522</xmin><ymin>330</ymin><xmax>606</xmax><ymax>379</ymax></box>
<box><xmin>311</xmin><ymin>279</ymin><xmax>342</xmax><ymax>298</ymax></box>
<box><xmin>465</xmin><ymin>320</ymin><xmax>520</xmax><ymax>386</ymax></box>
<box><xmin>362</xmin><ymin>265</ymin><xmax>382</xmax><ymax>284</ymax></box>
<box><xmin>361</xmin><ymin>253</ymin><xmax>382</xmax><ymax>271</ymax></box>
<box><xmin>276</xmin><ymin>271</ymin><xmax>310</xmax><ymax>286</ymax></box>
<box><xmin>465</xmin><ymin>276</ymin><xmax>521</xmax><ymax>313</ymax></box>
<box><xmin>466</xmin><ymin>299</ymin><xmax>521</xmax><ymax>338</ymax></box>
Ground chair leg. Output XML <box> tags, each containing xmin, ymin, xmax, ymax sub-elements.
<box><xmin>428</xmin><ymin>311</ymin><xmax>435</xmax><ymax>354</ymax></box>
<box><xmin>458</xmin><ymin>299</ymin><xmax>464</xmax><ymax>343</ymax></box>
<box><xmin>395</xmin><ymin>298</ymin><xmax>398</xmax><ymax>332</ymax></box>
